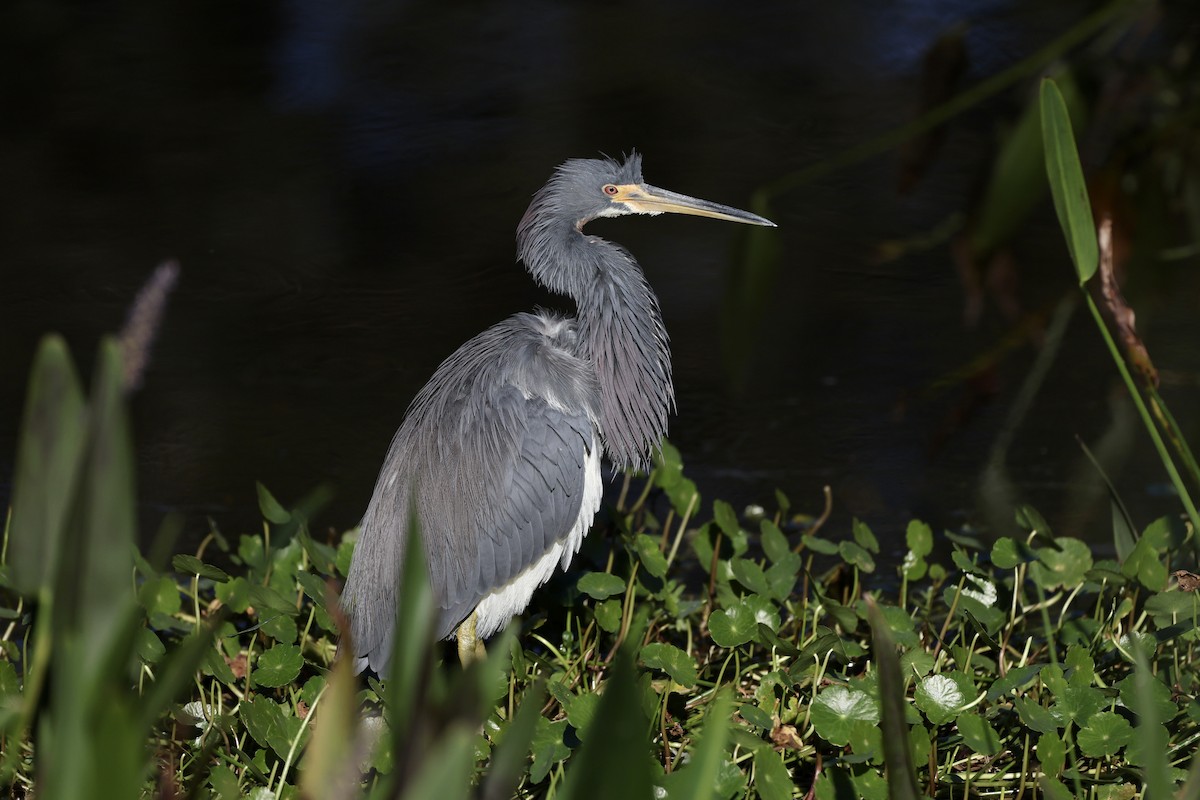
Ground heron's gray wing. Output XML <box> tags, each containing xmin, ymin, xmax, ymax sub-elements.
<box><xmin>429</xmin><ymin>387</ymin><xmax>595</xmax><ymax>638</ymax></box>
<box><xmin>342</xmin><ymin>313</ymin><xmax>599</xmax><ymax>674</ymax></box>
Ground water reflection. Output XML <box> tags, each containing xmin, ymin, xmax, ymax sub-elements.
<box><xmin>1</xmin><ymin>0</ymin><xmax>1197</xmax><ymax>557</ymax></box>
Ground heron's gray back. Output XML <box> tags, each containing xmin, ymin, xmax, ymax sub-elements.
<box><xmin>342</xmin><ymin>311</ymin><xmax>600</xmax><ymax>673</ymax></box>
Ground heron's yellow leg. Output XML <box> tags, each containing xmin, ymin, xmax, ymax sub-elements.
<box><xmin>456</xmin><ymin>612</ymin><xmax>479</xmax><ymax>667</ymax></box>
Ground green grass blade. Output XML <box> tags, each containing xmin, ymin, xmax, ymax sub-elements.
<box><xmin>71</xmin><ymin>338</ymin><xmax>138</xmax><ymax>675</ymax></box>
<box><xmin>558</xmin><ymin>651</ymin><xmax>653</xmax><ymax>800</ymax></box>
<box><xmin>137</xmin><ymin>622</ymin><xmax>222</xmax><ymax>732</ymax></box>
<box><xmin>383</xmin><ymin>507</ymin><xmax>438</xmax><ymax>789</ymax></box>
<box><xmin>1131</xmin><ymin>646</ymin><xmax>1171</xmax><ymax>798</ymax></box>
<box><xmin>1148</xmin><ymin>383</ymin><xmax>1200</xmax><ymax>493</ymax></box>
<box><xmin>398</xmin><ymin>725</ymin><xmax>477</xmax><ymax>800</ymax></box>
<box><xmin>1081</xmin><ymin>293</ymin><xmax>1200</xmax><ymax>550</ymax></box>
<box><xmin>480</xmin><ymin>681</ymin><xmax>546</xmax><ymax>800</ymax></box>
<box><xmin>1039</xmin><ymin>78</ymin><xmax>1098</xmax><ymax>284</ymax></box>
<box><xmin>866</xmin><ymin>596</ymin><xmax>921</xmax><ymax>800</ymax></box>
<box><xmin>7</xmin><ymin>335</ymin><xmax>87</xmax><ymax>597</ymax></box>
<box><xmin>658</xmin><ymin>689</ymin><xmax>734</xmax><ymax>800</ymax></box>
<box><xmin>301</xmin><ymin>635</ymin><xmax>365</xmax><ymax>800</ymax></box>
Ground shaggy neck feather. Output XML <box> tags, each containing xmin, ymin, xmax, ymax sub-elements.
<box><xmin>517</xmin><ymin>203</ymin><xmax>674</xmax><ymax>470</ymax></box>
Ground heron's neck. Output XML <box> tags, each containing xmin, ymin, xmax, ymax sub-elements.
<box><xmin>576</xmin><ymin>249</ymin><xmax>674</xmax><ymax>470</ymax></box>
<box><xmin>518</xmin><ymin>211</ymin><xmax>675</xmax><ymax>469</ymax></box>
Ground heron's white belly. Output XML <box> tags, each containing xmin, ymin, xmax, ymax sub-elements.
<box><xmin>471</xmin><ymin>440</ymin><xmax>603</xmax><ymax>640</ymax></box>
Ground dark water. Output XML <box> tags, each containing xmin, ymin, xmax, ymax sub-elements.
<box><xmin>3</xmin><ymin>0</ymin><xmax>1197</xmax><ymax>553</ymax></box>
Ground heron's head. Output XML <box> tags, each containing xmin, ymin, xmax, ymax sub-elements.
<box><xmin>543</xmin><ymin>152</ymin><xmax>776</xmax><ymax>229</ymax></box>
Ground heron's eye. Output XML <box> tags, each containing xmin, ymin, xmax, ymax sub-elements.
<box><xmin>602</xmin><ymin>184</ymin><xmax>618</xmax><ymax>196</ymax></box>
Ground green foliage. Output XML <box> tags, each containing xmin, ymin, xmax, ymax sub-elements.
<box><xmin>4</xmin><ymin>329</ymin><xmax>1200</xmax><ymax>800</ymax></box>
<box><xmin>1039</xmin><ymin>77</ymin><xmax>1098</xmax><ymax>283</ymax></box>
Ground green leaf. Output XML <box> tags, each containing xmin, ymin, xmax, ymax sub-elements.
<box><xmin>847</xmin><ymin>719</ymin><xmax>883</xmax><ymax>763</ymax></box>
<box><xmin>135</xmin><ymin>627</ymin><xmax>166</xmax><ymax>664</ymax></box>
<box><xmin>562</xmin><ymin>691</ymin><xmax>600</xmax><ymax>738</ymax></box>
<box><xmin>991</xmin><ymin>537</ymin><xmax>1037</xmax><ymax>569</ymax></box>
<box><xmin>215</xmin><ymin>576</ymin><xmax>251</xmax><ymax>613</ymax></box>
<box><xmin>1077</xmin><ymin>711</ymin><xmax>1133</xmax><ymax>758</ymax></box>
<box><xmin>256</xmin><ymin>481</ymin><xmax>292</xmax><ymax>524</ymax></box>
<box><xmin>914</xmin><ymin>672</ymin><xmax>973</xmax><ymax>725</ymax></box>
<box><xmin>743</xmin><ymin>594</ymin><xmax>780</xmax><ymax>635</ymax></box>
<box><xmin>1112</xmin><ymin>499</ymin><xmax>1137</xmax><ymax>563</ymax></box>
<box><xmin>713</xmin><ymin>500</ymin><xmax>740</xmax><ymax>538</ymax></box>
<box><xmin>764</xmin><ymin>554</ymin><xmax>801</xmax><ymax>601</ymax></box>
<box><xmin>208</xmin><ymin>767</ymin><xmax>241</xmax><ymax>800</ymax></box>
<box><xmin>172</xmin><ymin>554</ymin><xmax>230</xmax><ymax>583</ymax></box>
<box><xmin>641</xmin><ymin>642</ymin><xmax>698</xmax><ymax>689</ymax></box>
<box><xmin>1121</xmin><ymin>535</ymin><xmax>1168</xmax><ymax>591</ymax></box>
<box><xmin>652</xmin><ymin>440</ymin><xmax>701</xmax><ymax>516</ymax></box>
<box><xmin>1039</xmin><ymin>776</ymin><xmax>1073</xmax><ymax>800</ymax></box>
<box><xmin>810</xmin><ymin>686</ymin><xmax>879</xmax><ymax>746</ymax></box>
<box><xmin>335</xmin><ymin>537</ymin><xmax>356</xmax><ymax>577</ymax></box>
<box><xmin>803</xmin><ymin>536</ymin><xmax>839</xmax><ymax>556</ymax></box>
<box><xmin>987</xmin><ymin>664</ymin><xmax>1044</xmax><ymax>701</ymax></box>
<box><xmin>957</xmin><ymin>714</ymin><xmax>1001</xmax><ymax>755</ymax></box>
<box><xmin>238</xmin><ymin>534</ymin><xmax>266</xmax><ymax>572</ymax></box>
<box><xmin>0</xmin><ymin>661</ymin><xmax>19</xmax><ymax>700</ymax></box>
<box><xmin>577</xmin><ymin>572</ymin><xmax>627</xmax><ymax>600</ymax></box>
<box><xmin>262</xmin><ymin>614</ymin><xmax>298</xmax><ymax>644</ymax></box>
<box><xmin>708</xmin><ymin>601</ymin><xmax>758</xmax><ymax>647</ymax></box>
<box><xmin>851</xmin><ymin>765</ymin><xmax>888</xmax><ymax>800</ymax></box>
<box><xmin>594</xmin><ymin>599</ymin><xmax>622</xmax><ymax>632</ymax></box>
<box><xmin>839</xmin><ymin>540</ymin><xmax>875</xmax><ymax>573</ymax></box>
<box><xmin>1040</xmin><ymin>77</ymin><xmax>1097</xmax><ymax>283</ymax></box>
<box><xmin>750</xmin><ymin>745</ymin><xmax>792</xmax><ymax>800</ymax></box>
<box><xmin>1116</xmin><ymin>674</ymin><xmax>1177</xmax><ymax>722</ymax></box>
<box><xmin>633</xmin><ymin>534</ymin><xmax>668</xmax><ymax>578</ymax></box>
<box><xmin>241</xmin><ymin>696</ymin><xmax>305</xmax><ymax>760</ymax></box>
<box><xmin>905</xmin><ymin>520</ymin><xmax>933</xmax><ymax>557</ymax></box>
<box><xmin>297</xmin><ymin>528</ymin><xmax>337</xmax><ymax>576</ymax></box>
<box><xmin>1143</xmin><ymin>590</ymin><xmax>1194</xmax><ymax>620</ymax></box>
<box><xmin>901</xmin><ymin>552</ymin><xmax>927</xmax><ymax>582</ymax></box>
<box><xmin>253</xmin><ymin>644</ymin><xmax>303</xmax><ymax>688</ymax></box>
<box><xmin>1037</xmin><ymin>731</ymin><xmax>1065</xmax><ymax>777</ymax></box>
<box><xmin>1029</xmin><ymin>538</ymin><xmax>1093</xmax><ymax>589</ymax></box>
<box><xmin>529</xmin><ymin>718</ymin><xmax>569</xmax><ymax>783</ymax></box>
<box><xmin>1015</xmin><ymin>697</ymin><xmax>1061</xmax><ymax>734</ymax></box>
<box><xmin>1065</xmin><ymin>645</ymin><xmax>1094</xmax><ymax>688</ymax></box>
<box><xmin>248</xmin><ymin>584</ymin><xmax>299</xmax><ymax>617</ymax></box>
<box><xmin>8</xmin><ymin>335</ymin><xmax>87</xmax><ymax>597</ymax></box>
<box><xmin>852</xmin><ymin>518</ymin><xmax>880</xmax><ymax>553</ymax></box>
<box><xmin>738</xmin><ymin>703</ymin><xmax>774</xmax><ymax>730</ymax></box>
<box><xmin>138</xmin><ymin>576</ymin><xmax>182</xmax><ymax>617</ymax></box>
<box><xmin>730</xmin><ymin>558</ymin><xmax>770</xmax><ymax>596</ymax></box>
<box><xmin>760</xmin><ymin>520</ymin><xmax>791</xmax><ymax>564</ymax></box>
<box><xmin>951</xmin><ymin>548</ymin><xmax>983</xmax><ymax>575</ymax></box>
<box><xmin>294</xmin><ymin>571</ymin><xmax>330</xmax><ymax>610</ymax></box>
<box><xmin>1015</xmin><ymin>505</ymin><xmax>1053</xmax><ymax>537</ymax></box>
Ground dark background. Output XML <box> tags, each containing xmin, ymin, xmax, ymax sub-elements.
<box><xmin>3</xmin><ymin>0</ymin><xmax>1197</xmax><ymax>556</ymax></box>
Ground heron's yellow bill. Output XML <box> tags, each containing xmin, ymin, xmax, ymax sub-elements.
<box><xmin>610</xmin><ymin>183</ymin><xmax>775</xmax><ymax>227</ymax></box>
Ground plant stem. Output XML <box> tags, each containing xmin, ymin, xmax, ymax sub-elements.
<box><xmin>1082</xmin><ymin>291</ymin><xmax>1200</xmax><ymax>553</ymax></box>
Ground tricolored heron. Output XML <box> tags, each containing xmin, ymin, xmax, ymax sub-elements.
<box><xmin>342</xmin><ymin>153</ymin><xmax>774</xmax><ymax>672</ymax></box>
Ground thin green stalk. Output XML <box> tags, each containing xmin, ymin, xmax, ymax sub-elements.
<box><xmin>1148</xmin><ymin>384</ymin><xmax>1200</xmax><ymax>493</ymax></box>
<box><xmin>1083</xmin><ymin>291</ymin><xmax>1200</xmax><ymax>550</ymax></box>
